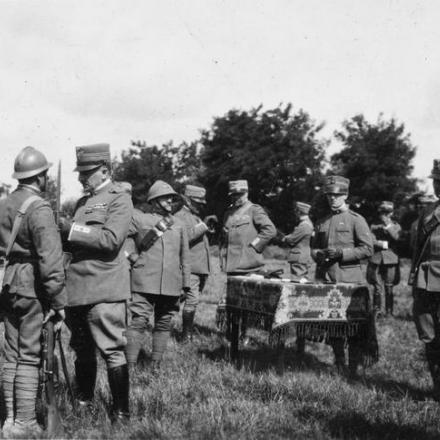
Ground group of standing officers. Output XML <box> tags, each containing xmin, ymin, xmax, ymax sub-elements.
<box><xmin>0</xmin><ymin>142</ymin><xmax>439</xmax><ymax>437</ymax></box>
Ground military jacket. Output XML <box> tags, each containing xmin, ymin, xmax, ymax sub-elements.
<box><xmin>220</xmin><ymin>201</ymin><xmax>276</xmax><ymax>273</ymax></box>
<box><xmin>130</xmin><ymin>209</ymin><xmax>191</xmax><ymax>296</ymax></box>
<box><xmin>312</xmin><ymin>208</ymin><xmax>373</xmax><ymax>283</ymax></box>
<box><xmin>174</xmin><ymin>205</ymin><xmax>210</xmax><ymax>275</ymax></box>
<box><xmin>413</xmin><ymin>202</ymin><xmax>440</xmax><ymax>292</ymax></box>
<box><xmin>65</xmin><ymin>181</ymin><xmax>133</xmax><ymax>306</ymax></box>
<box><xmin>284</xmin><ymin>217</ymin><xmax>313</xmax><ymax>265</ymax></box>
<box><xmin>370</xmin><ymin>220</ymin><xmax>401</xmax><ymax>265</ymax></box>
<box><xmin>0</xmin><ymin>185</ymin><xmax>66</xmax><ymax>310</ymax></box>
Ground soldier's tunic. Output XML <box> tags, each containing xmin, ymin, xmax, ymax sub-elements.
<box><xmin>174</xmin><ymin>205</ymin><xmax>210</xmax><ymax>312</ymax></box>
<box><xmin>127</xmin><ymin>208</ymin><xmax>190</xmax><ymax>359</ymax></box>
<box><xmin>367</xmin><ymin>220</ymin><xmax>401</xmax><ymax>310</ymax></box>
<box><xmin>221</xmin><ymin>201</ymin><xmax>276</xmax><ymax>274</ymax></box>
<box><xmin>284</xmin><ymin>217</ymin><xmax>314</xmax><ymax>279</ymax></box>
<box><xmin>412</xmin><ymin>202</ymin><xmax>440</xmax><ymax>350</ymax></box>
<box><xmin>0</xmin><ymin>185</ymin><xmax>66</xmax><ymax>365</ymax></box>
<box><xmin>312</xmin><ymin>208</ymin><xmax>373</xmax><ymax>283</ymax></box>
<box><xmin>65</xmin><ymin>180</ymin><xmax>133</xmax><ymax>369</ymax></box>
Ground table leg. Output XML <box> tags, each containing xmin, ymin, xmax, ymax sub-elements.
<box><xmin>229</xmin><ymin>313</ymin><xmax>240</xmax><ymax>362</ymax></box>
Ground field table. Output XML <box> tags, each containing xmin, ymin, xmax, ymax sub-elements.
<box><xmin>216</xmin><ymin>275</ymin><xmax>378</xmax><ymax>365</ymax></box>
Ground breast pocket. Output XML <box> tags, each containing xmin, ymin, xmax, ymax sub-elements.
<box><xmin>84</xmin><ymin>209</ymin><xmax>107</xmax><ymax>225</ymax></box>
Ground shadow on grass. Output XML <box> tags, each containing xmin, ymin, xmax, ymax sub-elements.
<box><xmin>199</xmin><ymin>342</ymin><xmax>332</xmax><ymax>375</ymax></box>
<box><xmin>359</xmin><ymin>375</ymin><xmax>431</xmax><ymax>402</ymax></box>
<box><xmin>327</xmin><ymin>411</ymin><xmax>440</xmax><ymax>440</ymax></box>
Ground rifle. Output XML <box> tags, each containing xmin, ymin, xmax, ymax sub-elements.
<box><xmin>41</xmin><ymin>320</ymin><xmax>64</xmax><ymax>437</ymax></box>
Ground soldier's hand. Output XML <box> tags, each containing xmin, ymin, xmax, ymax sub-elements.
<box><xmin>43</xmin><ymin>308</ymin><xmax>66</xmax><ymax>333</ymax></box>
<box><xmin>58</xmin><ymin>217</ymin><xmax>72</xmax><ymax>237</ymax></box>
<box><xmin>324</xmin><ymin>248</ymin><xmax>343</xmax><ymax>261</ymax></box>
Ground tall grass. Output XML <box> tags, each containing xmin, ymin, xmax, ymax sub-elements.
<box><xmin>3</xmin><ymin>252</ymin><xmax>440</xmax><ymax>439</ymax></box>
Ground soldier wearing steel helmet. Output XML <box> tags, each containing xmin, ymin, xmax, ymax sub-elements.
<box><xmin>411</xmin><ymin>159</ymin><xmax>440</xmax><ymax>400</ymax></box>
<box><xmin>311</xmin><ymin>175</ymin><xmax>373</xmax><ymax>377</ymax></box>
<box><xmin>367</xmin><ymin>201</ymin><xmax>402</xmax><ymax>317</ymax></box>
<box><xmin>58</xmin><ymin>144</ymin><xmax>133</xmax><ymax>423</ymax></box>
<box><xmin>0</xmin><ymin>147</ymin><xmax>66</xmax><ymax>436</ymax></box>
<box><xmin>124</xmin><ymin>180</ymin><xmax>190</xmax><ymax>370</ymax></box>
<box><xmin>174</xmin><ymin>184</ymin><xmax>216</xmax><ymax>342</ymax></box>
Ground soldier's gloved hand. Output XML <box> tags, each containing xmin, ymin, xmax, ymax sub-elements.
<box><xmin>58</xmin><ymin>217</ymin><xmax>72</xmax><ymax>238</ymax></box>
<box><xmin>324</xmin><ymin>248</ymin><xmax>343</xmax><ymax>261</ymax></box>
<box><xmin>43</xmin><ymin>308</ymin><xmax>66</xmax><ymax>333</ymax></box>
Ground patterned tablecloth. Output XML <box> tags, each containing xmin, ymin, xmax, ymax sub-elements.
<box><xmin>216</xmin><ymin>275</ymin><xmax>378</xmax><ymax>364</ymax></box>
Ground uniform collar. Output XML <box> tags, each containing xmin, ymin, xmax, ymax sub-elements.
<box><xmin>17</xmin><ymin>184</ymin><xmax>42</xmax><ymax>196</ymax></box>
<box><xmin>331</xmin><ymin>204</ymin><xmax>348</xmax><ymax>215</ymax></box>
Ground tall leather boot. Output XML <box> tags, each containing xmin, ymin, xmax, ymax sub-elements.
<box><xmin>124</xmin><ymin>328</ymin><xmax>144</xmax><ymax>367</ymax></box>
<box><xmin>181</xmin><ymin>310</ymin><xmax>195</xmax><ymax>343</ymax></box>
<box><xmin>75</xmin><ymin>360</ymin><xmax>97</xmax><ymax>404</ymax></box>
<box><xmin>385</xmin><ymin>285</ymin><xmax>394</xmax><ymax>316</ymax></box>
<box><xmin>373</xmin><ymin>289</ymin><xmax>382</xmax><ymax>318</ymax></box>
<box><xmin>108</xmin><ymin>364</ymin><xmax>130</xmax><ymax>423</ymax></box>
<box><xmin>426</xmin><ymin>344</ymin><xmax>440</xmax><ymax>401</ymax></box>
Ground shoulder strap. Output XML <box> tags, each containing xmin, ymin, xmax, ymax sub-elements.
<box><xmin>5</xmin><ymin>195</ymin><xmax>42</xmax><ymax>258</ymax></box>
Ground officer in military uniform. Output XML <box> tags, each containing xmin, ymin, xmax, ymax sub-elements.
<box><xmin>411</xmin><ymin>159</ymin><xmax>440</xmax><ymax>400</ymax></box>
<box><xmin>367</xmin><ymin>201</ymin><xmax>401</xmax><ymax>316</ymax></box>
<box><xmin>174</xmin><ymin>184</ymin><xmax>215</xmax><ymax>342</ymax></box>
<box><xmin>0</xmin><ymin>147</ymin><xmax>66</xmax><ymax>436</ymax></box>
<box><xmin>125</xmin><ymin>180</ymin><xmax>190</xmax><ymax>369</ymax></box>
<box><xmin>59</xmin><ymin>144</ymin><xmax>133</xmax><ymax>423</ymax></box>
<box><xmin>220</xmin><ymin>180</ymin><xmax>276</xmax><ymax>274</ymax></box>
<box><xmin>311</xmin><ymin>175</ymin><xmax>373</xmax><ymax>376</ymax></box>
<box><xmin>282</xmin><ymin>201</ymin><xmax>314</xmax><ymax>281</ymax></box>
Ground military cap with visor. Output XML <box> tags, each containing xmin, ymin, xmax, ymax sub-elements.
<box><xmin>12</xmin><ymin>146</ymin><xmax>52</xmax><ymax>180</ymax></box>
<box><xmin>74</xmin><ymin>143</ymin><xmax>111</xmax><ymax>172</ymax></box>
<box><xmin>147</xmin><ymin>180</ymin><xmax>177</xmax><ymax>203</ymax></box>
<box><xmin>228</xmin><ymin>180</ymin><xmax>248</xmax><ymax>195</ymax></box>
<box><xmin>378</xmin><ymin>201</ymin><xmax>394</xmax><ymax>213</ymax></box>
<box><xmin>184</xmin><ymin>184</ymin><xmax>206</xmax><ymax>204</ymax></box>
<box><xmin>296</xmin><ymin>201</ymin><xmax>311</xmax><ymax>215</ymax></box>
<box><xmin>323</xmin><ymin>175</ymin><xmax>350</xmax><ymax>195</ymax></box>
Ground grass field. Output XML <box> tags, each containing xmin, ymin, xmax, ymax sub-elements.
<box><xmin>5</xmin><ymin>248</ymin><xmax>440</xmax><ymax>439</ymax></box>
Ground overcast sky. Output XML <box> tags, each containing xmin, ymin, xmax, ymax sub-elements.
<box><xmin>1</xmin><ymin>0</ymin><xmax>439</xmax><ymax>200</ymax></box>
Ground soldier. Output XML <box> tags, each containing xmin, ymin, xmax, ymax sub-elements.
<box><xmin>220</xmin><ymin>180</ymin><xmax>276</xmax><ymax>274</ymax></box>
<box><xmin>410</xmin><ymin>159</ymin><xmax>440</xmax><ymax>400</ymax></box>
<box><xmin>125</xmin><ymin>180</ymin><xmax>190</xmax><ymax>370</ymax></box>
<box><xmin>58</xmin><ymin>144</ymin><xmax>133</xmax><ymax>423</ymax></box>
<box><xmin>174</xmin><ymin>184</ymin><xmax>215</xmax><ymax>342</ymax></box>
<box><xmin>367</xmin><ymin>201</ymin><xmax>401</xmax><ymax>317</ymax></box>
<box><xmin>311</xmin><ymin>175</ymin><xmax>373</xmax><ymax>376</ymax></box>
<box><xmin>0</xmin><ymin>147</ymin><xmax>66</xmax><ymax>436</ymax></box>
<box><xmin>282</xmin><ymin>201</ymin><xmax>314</xmax><ymax>281</ymax></box>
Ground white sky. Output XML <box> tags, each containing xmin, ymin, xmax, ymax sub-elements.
<box><xmin>1</xmin><ymin>0</ymin><xmax>439</xmax><ymax>200</ymax></box>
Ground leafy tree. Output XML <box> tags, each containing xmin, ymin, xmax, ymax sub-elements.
<box><xmin>199</xmin><ymin>104</ymin><xmax>327</xmax><ymax>231</ymax></box>
<box><xmin>331</xmin><ymin>114</ymin><xmax>417</xmax><ymax>222</ymax></box>
<box><xmin>113</xmin><ymin>141</ymin><xmax>202</xmax><ymax>211</ymax></box>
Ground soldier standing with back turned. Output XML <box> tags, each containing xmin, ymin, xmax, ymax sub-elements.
<box><xmin>311</xmin><ymin>175</ymin><xmax>373</xmax><ymax>377</ymax></box>
<box><xmin>410</xmin><ymin>159</ymin><xmax>440</xmax><ymax>400</ymax></box>
<box><xmin>0</xmin><ymin>147</ymin><xmax>66</xmax><ymax>437</ymax></box>
<box><xmin>58</xmin><ymin>144</ymin><xmax>133</xmax><ymax>423</ymax></box>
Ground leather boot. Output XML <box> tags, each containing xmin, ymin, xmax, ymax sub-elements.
<box><xmin>385</xmin><ymin>286</ymin><xmax>394</xmax><ymax>316</ymax></box>
<box><xmin>426</xmin><ymin>345</ymin><xmax>440</xmax><ymax>400</ymax></box>
<box><xmin>75</xmin><ymin>360</ymin><xmax>96</xmax><ymax>403</ymax></box>
<box><xmin>330</xmin><ymin>338</ymin><xmax>347</xmax><ymax>374</ymax></box>
<box><xmin>373</xmin><ymin>290</ymin><xmax>382</xmax><ymax>318</ymax></box>
<box><xmin>181</xmin><ymin>310</ymin><xmax>195</xmax><ymax>343</ymax></box>
<box><xmin>348</xmin><ymin>338</ymin><xmax>363</xmax><ymax>379</ymax></box>
<box><xmin>108</xmin><ymin>364</ymin><xmax>130</xmax><ymax>424</ymax></box>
